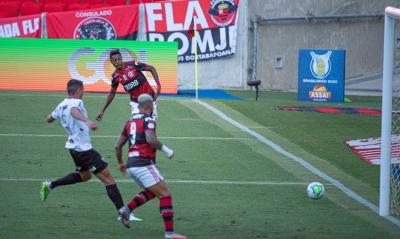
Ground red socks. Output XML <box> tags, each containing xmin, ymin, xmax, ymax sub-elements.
<box><xmin>128</xmin><ymin>190</ymin><xmax>156</xmax><ymax>210</ymax></box>
<box><xmin>160</xmin><ymin>195</ymin><xmax>174</xmax><ymax>232</ymax></box>
<box><xmin>128</xmin><ymin>192</ymin><xmax>175</xmax><ymax>233</ymax></box>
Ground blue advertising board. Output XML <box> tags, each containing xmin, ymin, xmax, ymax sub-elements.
<box><xmin>298</xmin><ymin>49</ymin><xmax>345</xmax><ymax>102</ymax></box>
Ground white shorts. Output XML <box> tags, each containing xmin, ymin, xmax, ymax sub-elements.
<box><xmin>126</xmin><ymin>165</ymin><xmax>164</xmax><ymax>189</ymax></box>
<box><xmin>130</xmin><ymin>101</ymin><xmax>158</xmax><ymax>119</ymax></box>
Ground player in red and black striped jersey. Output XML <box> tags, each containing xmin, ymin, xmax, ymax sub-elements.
<box><xmin>96</xmin><ymin>49</ymin><xmax>161</xmax><ymax>121</ymax></box>
<box><xmin>121</xmin><ymin>109</ymin><xmax>157</xmax><ymax>167</ymax></box>
<box><xmin>115</xmin><ymin>94</ymin><xmax>187</xmax><ymax>239</ymax></box>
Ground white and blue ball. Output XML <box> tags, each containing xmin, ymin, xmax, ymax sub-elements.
<box><xmin>306</xmin><ymin>182</ymin><xmax>325</xmax><ymax>200</ymax></box>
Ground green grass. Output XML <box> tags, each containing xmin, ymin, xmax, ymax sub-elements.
<box><xmin>0</xmin><ymin>90</ymin><xmax>399</xmax><ymax>239</ymax></box>
<box><xmin>226</xmin><ymin>91</ymin><xmax>382</xmax><ymax>189</ymax></box>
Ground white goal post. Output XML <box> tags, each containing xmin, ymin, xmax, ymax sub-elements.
<box><xmin>380</xmin><ymin>6</ymin><xmax>400</xmax><ymax>217</ymax></box>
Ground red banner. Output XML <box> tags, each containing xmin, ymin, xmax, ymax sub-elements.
<box><xmin>0</xmin><ymin>14</ymin><xmax>41</xmax><ymax>38</ymax></box>
<box><xmin>144</xmin><ymin>0</ymin><xmax>240</xmax><ymax>62</ymax></box>
<box><xmin>46</xmin><ymin>5</ymin><xmax>139</xmax><ymax>40</ymax></box>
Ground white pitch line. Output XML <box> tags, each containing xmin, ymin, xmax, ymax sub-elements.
<box><xmin>0</xmin><ymin>133</ymin><xmax>250</xmax><ymax>141</ymax></box>
<box><xmin>194</xmin><ymin>100</ymin><xmax>400</xmax><ymax>228</ymax></box>
<box><xmin>0</xmin><ymin>178</ymin><xmax>309</xmax><ymax>186</ymax></box>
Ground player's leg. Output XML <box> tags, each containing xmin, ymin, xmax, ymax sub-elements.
<box><xmin>124</xmin><ymin>165</ymin><xmax>186</xmax><ymax>239</ymax></box>
<box><xmin>94</xmin><ymin>167</ymin><xmax>125</xmax><ymax>211</ymax></box>
<box><xmin>40</xmin><ymin>170</ymin><xmax>91</xmax><ymax>201</ymax></box>
<box><xmin>147</xmin><ymin>181</ymin><xmax>186</xmax><ymax>239</ymax></box>
<box><xmin>123</xmin><ymin>165</ymin><xmax>158</xmax><ymax>212</ymax></box>
<box><xmin>149</xmin><ymin>181</ymin><xmax>187</xmax><ymax>239</ymax></box>
<box><xmin>40</xmin><ymin>149</ymin><xmax>95</xmax><ymax>201</ymax></box>
<box><xmin>88</xmin><ymin>152</ymin><xmax>131</xmax><ymax>228</ymax></box>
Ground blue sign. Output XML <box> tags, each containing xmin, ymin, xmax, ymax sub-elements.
<box><xmin>298</xmin><ymin>49</ymin><xmax>345</xmax><ymax>102</ymax></box>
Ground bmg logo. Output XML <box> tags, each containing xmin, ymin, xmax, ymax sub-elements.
<box><xmin>68</xmin><ymin>48</ymin><xmax>138</xmax><ymax>84</ymax></box>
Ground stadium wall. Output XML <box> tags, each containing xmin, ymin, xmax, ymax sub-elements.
<box><xmin>248</xmin><ymin>0</ymin><xmax>400</xmax><ymax>91</ymax></box>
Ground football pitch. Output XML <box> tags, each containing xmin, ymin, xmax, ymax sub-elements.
<box><xmin>1</xmin><ymin>90</ymin><xmax>400</xmax><ymax>239</ymax></box>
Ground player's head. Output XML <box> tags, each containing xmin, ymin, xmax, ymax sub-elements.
<box><xmin>109</xmin><ymin>49</ymin><xmax>123</xmax><ymax>70</ymax></box>
<box><xmin>138</xmin><ymin>94</ymin><xmax>154</xmax><ymax>115</ymax></box>
<box><xmin>67</xmin><ymin>79</ymin><xmax>84</xmax><ymax>98</ymax></box>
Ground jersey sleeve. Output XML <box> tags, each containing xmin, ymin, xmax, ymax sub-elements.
<box><xmin>134</xmin><ymin>60</ymin><xmax>147</xmax><ymax>71</ymax></box>
<box><xmin>111</xmin><ymin>72</ymin><xmax>119</xmax><ymax>88</ymax></box>
<box><xmin>51</xmin><ymin>105</ymin><xmax>60</xmax><ymax>120</ymax></box>
<box><xmin>70</xmin><ymin>99</ymin><xmax>83</xmax><ymax>111</ymax></box>
<box><xmin>144</xmin><ymin>117</ymin><xmax>156</xmax><ymax>132</ymax></box>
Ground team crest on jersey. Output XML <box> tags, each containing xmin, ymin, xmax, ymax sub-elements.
<box><xmin>208</xmin><ymin>0</ymin><xmax>238</xmax><ymax>27</ymax></box>
<box><xmin>127</xmin><ymin>71</ymin><xmax>135</xmax><ymax>78</ymax></box>
<box><xmin>74</xmin><ymin>17</ymin><xmax>116</xmax><ymax>40</ymax></box>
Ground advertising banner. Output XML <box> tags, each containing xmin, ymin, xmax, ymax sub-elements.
<box><xmin>145</xmin><ymin>0</ymin><xmax>240</xmax><ymax>62</ymax></box>
<box><xmin>0</xmin><ymin>38</ymin><xmax>178</xmax><ymax>94</ymax></box>
<box><xmin>46</xmin><ymin>5</ymin><xmax>139</xmax><ymax>40</ymax></box>
<box><xmin>298</xmin><ymin>49</ymin><xmax>346</xmax><ymax>103</ymax></box>
<box><xmin>0</xmin><ymin>14</ymin><xmax>41</xmax><ymax>38</ymax></box>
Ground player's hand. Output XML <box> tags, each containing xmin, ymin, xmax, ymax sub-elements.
<box><xmin>119</xmin><ymin>163</ymin><xmax>127</xmax><ymax>175</ymax></box>
<box><xmin>87</xmin><ymin>119</ymin><xmax>98</xmax><ymax>131</ymax></box>
<box><xmin>96</xmin><ymin>112</ymin><xmax>104</xmax><ymax>121</ymax></box>
<box><xmin>46</xmin><ymin>114</ymin><xmax>55</xmax><ymax>123</ymax></box>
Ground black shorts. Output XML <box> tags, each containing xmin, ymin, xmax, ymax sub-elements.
<box><xmin>69</xmin><ymin>149</ymin><xmax>108</xmax><ymax>175</ymax></box>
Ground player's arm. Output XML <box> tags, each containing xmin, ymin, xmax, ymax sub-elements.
<box><xmin>47</xmin><ymin>106</ymin><xmax>60</xmax><ymax>123</ymax></box>
<box><xmin>96</xmin><ymin>85</ymin><xmax>117</xmax><ymax>121</ymax></box>
<box><xmin>115</xmin><ymin>132</ymin><xmax>128</xmax><ymax>174</ymax></box>
<box><xmin>143</xmin><ymin>64</ymin><xmax>161</xmax><ymax>99</ymax></box>
<box><xmin>145</xmin><ymin>130</ymin><xmax>174</xmax><ymax>159</ymax></box>
<box><xmin>70</xmin><ymin>107</ymin><xmax>98</xmax><ymax>131</ymax></box>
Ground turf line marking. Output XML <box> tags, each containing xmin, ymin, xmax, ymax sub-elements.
<box><xmin>0</xmin><ymin>133</ymin><xmax>250</xmax><ymax>141</ymax></box>
<box><xmin>0</xmin><ymin>178</ymin><xmax>310</xmax><ymax>186</ymax></box>
<box><xmin>194</xmin><ymin>100</ymin><xmax>400</xmax><ymax>228</ymax></box>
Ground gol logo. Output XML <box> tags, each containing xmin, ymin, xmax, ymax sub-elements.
<box><xmin>68</xmin><ymin>48</ymin><xmax>138</xmax><ymax>84</ymax></box>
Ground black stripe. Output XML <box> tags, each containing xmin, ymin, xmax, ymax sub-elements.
<box><xmin>159</xmin><ymin>206</ymin><xmax>172</xmax><ymax>212</ymax></box>
<box><xmin>140</xmin><ymin>191</ymin><xmax>148</xmax><ymax>201</ymax></box>
<box><xmin>162</xmin><ymin>216</ymin><xmax>173</xmax><ymax>221</ymax></box>
<box><xmin>133</xmin><ymin>197</ymin><xmax>142</xmax><ymax>206</ymax></box>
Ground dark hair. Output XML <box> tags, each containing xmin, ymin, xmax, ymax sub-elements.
<box><xmin>67</xmin><ymin>79</ymin><xmax>83</xmax><ymax>95</ymax></box>
<box><xmin>109</xmin><ymin>49</ymin><xmax>121</xmax><ymax>59</ymax></box>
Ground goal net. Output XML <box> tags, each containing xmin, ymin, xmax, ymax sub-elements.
<box><xmin>390</xmin><ymin>18</ymin><xmax>400</xmax><ymax>217</ymax></box>
<box><xmin>381</xmin><ymin>7</ymin><xmax>400</xmax><ymax>218</ymax></box>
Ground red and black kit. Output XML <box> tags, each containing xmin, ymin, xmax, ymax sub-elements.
<box><xmin>111</xmin><ymin>61</ymin><xmax>155</xmax><ymax>102</ymax></box>
<box><xmin>122</xmin><ymin>113</ymin><xmax>157</xmax><ymax>167</ymax></box>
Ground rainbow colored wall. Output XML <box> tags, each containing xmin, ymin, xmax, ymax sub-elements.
<box><xmin>0</xmin><ymin>38</ymin><xmax>178</xmax><ymax>94</ymax></box>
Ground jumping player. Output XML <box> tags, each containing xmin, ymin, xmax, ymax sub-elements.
<box><xmin>40</xmin><ymin>79</ymin><xmax>130</xmax><ymax>228</ymax></box>
<box><xmin>96</xmin><ymin>49</ymin><xmax>161</xmax><ymax>121</ymax></box>
<box><xmin>115</xmin><ymin>94</ymin><xmax>187</xmax><ymax>239</ymax></box>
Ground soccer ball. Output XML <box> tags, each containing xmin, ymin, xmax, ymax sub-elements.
<box><xmin>306</xmin><ymin>182</ymin><xmax>325</xmax><ymax>200</ymax></box>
